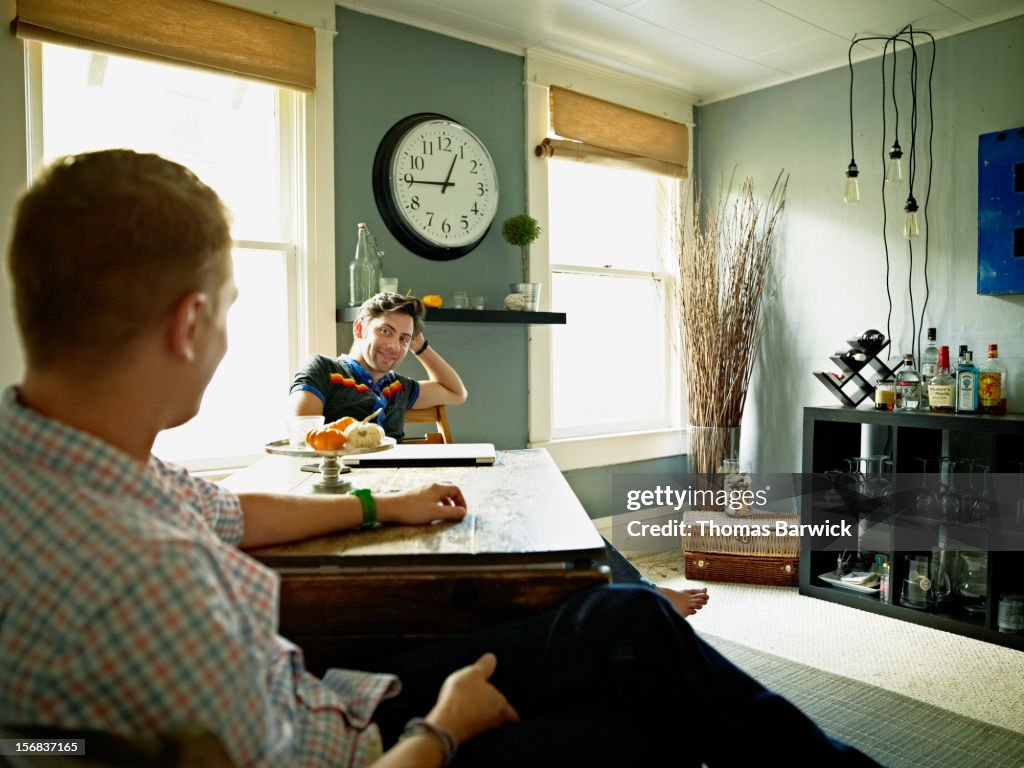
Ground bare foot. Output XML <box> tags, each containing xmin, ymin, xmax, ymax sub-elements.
<box><xmin>655</xmin><ymin>586</ymin><xmax>709</xmax><ymax>618</ymax></box>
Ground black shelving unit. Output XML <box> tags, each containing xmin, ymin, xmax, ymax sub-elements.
<box><xmin>336</xmin><ymin>307</ymin><xmax>566</xmax><ymax>325</ymax></box>
<box><xmin>800</xmin><ymin>405</ymin><xmax>1024</xmax><ymax>649</ymax></box>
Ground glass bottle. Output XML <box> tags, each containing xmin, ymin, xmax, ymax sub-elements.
<box><xmin>895</xmin><ymin>354</ymin><xmax>921</xmax><ymax>410</ymax></box>
<box><xmin>978</xmin><ymin>344</ymin><xmax>1007</xmax><ymax>415</ymax></box>
<box><xmin>928</xmin><ymin>346</ymin><xmax>955</xmax><ymax>413</ymax></box>
<box><xmin>348</xmin><ymin>222</ymin><xmax>380</xmax><ymax>307</ymax></box>
<box><xmin>955</xmin><ymin>351</ymin><xmax>979</xmax><ymax>414</ymax></box>
<box><xmin>920</xmin><ymin>327</ymin><xmax>939</xmax><ymax>408</ymax></box>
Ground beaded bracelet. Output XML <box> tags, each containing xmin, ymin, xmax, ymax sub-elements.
<box><xmin>399</xmin><ymin>717</ymin><xmax>457</xmax><ymax>766</ymax></box>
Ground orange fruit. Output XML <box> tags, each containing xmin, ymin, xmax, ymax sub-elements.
<box><xmin>422</xmin><ymin>294</ymin><xmax>443</xmax><ymax>308</ymax></box>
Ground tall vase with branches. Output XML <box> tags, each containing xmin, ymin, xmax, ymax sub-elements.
<box><xmin>675</xmin><ymin>171</ymin><xmax>787</xmax><ymax>477</ymax></box>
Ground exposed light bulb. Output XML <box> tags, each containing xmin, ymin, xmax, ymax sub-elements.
<box><xmin>904</xmin><ymin>195</ymin><xmax>920</xmax><ymax>238</ymax></box>
<box><xmin>843</xmin><ymin>160</ymin><xmax>860</xmax><ymax>204</ymax></box>
<box><xmin>886</xmin><ymin>141</ymin><xmax>903</xmax><ymax>184</ymax></box>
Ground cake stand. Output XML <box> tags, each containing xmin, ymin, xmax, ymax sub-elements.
<box><xmin>264</xmin><ymin>437</ymin><xmax>397</xmax><ymax>493</ymax></box>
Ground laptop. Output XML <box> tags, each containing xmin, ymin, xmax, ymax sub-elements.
<box><xmin>342</xmin><ymin>442</ymin><xmax>497</xmax><ymax>467</ymax></box>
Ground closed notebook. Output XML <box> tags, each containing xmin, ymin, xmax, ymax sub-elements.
<box><xmin>342</xmin><ymin>442</ymin><xmax>496</xmax><ymax>467</ymax></box>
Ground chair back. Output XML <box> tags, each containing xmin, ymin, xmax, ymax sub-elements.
<box><xmin>403</xmin><ymin>404</ymin><xmax>453</xmax><ymax>443</ymax></box>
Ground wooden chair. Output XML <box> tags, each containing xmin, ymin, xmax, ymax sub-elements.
<box><xmin>403</xmin><ymin>404</ymin><xmax>453</xmax><ymax>444</ymax></box>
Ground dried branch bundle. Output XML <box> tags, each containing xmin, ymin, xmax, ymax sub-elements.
<box><xmin>675</xmin><ymin>171</ymin><xmax>787</xmax><ymax>471</ymax></box>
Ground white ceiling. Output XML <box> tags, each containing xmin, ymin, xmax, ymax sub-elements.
<box><xmin>335</xmin><ymin>0</ymin><xmax>1024</xmax><ymax>102</ymax></box>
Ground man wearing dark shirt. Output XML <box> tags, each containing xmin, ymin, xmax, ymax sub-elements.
<box><xmin>289</xmin><ymin>293</ymin><xmax>466</xmax><ymax>440</ymax></box>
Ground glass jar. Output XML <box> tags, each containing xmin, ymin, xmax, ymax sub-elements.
<box><xmin>874</xmin><ymin>379</ymin><xmax>896</xmax><ymax>411</ymax></box>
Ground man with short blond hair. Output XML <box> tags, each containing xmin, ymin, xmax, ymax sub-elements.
<box><xmin>1</xmin><ymin>150</ymin><xmax>880</xmax><ymax>768</ymax></box>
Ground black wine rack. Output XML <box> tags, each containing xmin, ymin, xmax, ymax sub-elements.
<box><xmin>813</xmin><ymin>339</ymin><xmax>905</xmax><ymax>407</ymax></box>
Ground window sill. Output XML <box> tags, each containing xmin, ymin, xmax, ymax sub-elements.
<box><xmin>531</xmin><ymin>428</ymin><xmax>687</xmax><ymax>472</ymax></box>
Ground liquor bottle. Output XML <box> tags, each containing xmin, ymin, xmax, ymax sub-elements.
<box><xmin>896</xmin><ymin>354</ymin><xmax>921</xmax><ymax>410</ymax></box>
<box><xmin>920</xmin><ymin>327</ymin><xmax>939</xmax><ymax>408</ymax></box>
<box><xmin>978</xmin><ymin>344</ymin><xmax>1007</xmax><ymax>415</ymax></box>
<box><xmin>348</xmin><ymin>223</ymin><xmax>380</xmax><ymax>306</ymax></box>
<box><xmin>928</xmin><ymin>346</ymin><xmax>955</xmax><ymax>413</ymax></box>
<box><xmin>955</xmin><ymin>344</ymin><xmax>968</xmax><ymax>372</ymax></box>
<box><xmin>955</xmin><ymin>350</ymin><xmax>979</xmax><ymax>414</ymax></box>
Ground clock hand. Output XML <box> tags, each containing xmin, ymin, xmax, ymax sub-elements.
<box><xmin>408</xmin><ymin>179</ymin><xmax>455</xmax><ymax>187</ymax></box>
<box><xmin>439</xmin><ymin>155</ymin><xmax>457</xmax><ymax>194</ymax></box>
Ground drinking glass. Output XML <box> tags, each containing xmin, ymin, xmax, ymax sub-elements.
<box><xmin>1012</xmin><ymin>461</ymin><xmax>1024</xmax><ymax>529</ymax></box>
<box><xmin>969</xmin><ymin>464</ymin><xmax>995</xmax><ymax>523</ymax></box>
<box><xmin>914</xmin><ymin>457</ymin><xmax>938</xmax><ymax>518</ymax></box>
<box><xmin>937</xmin><ymin>458</ymin><xmax>963</xmax><ymax>524</ymax></box>
<box><xmin>864</xmin><ymin>454</ymin><xmax>893</xmax><ymax>500</ymax></box>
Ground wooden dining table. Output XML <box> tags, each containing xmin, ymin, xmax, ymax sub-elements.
<box><xmin>220</xmin><ymin>448</ymin><xmax>609</xmax><ymax>672</ymax></box>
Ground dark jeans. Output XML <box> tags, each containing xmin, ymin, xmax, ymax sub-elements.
<box><xmin>373</xmin><ymin>585</ymin><xmax>880</xmax><ymax>767</ymax></box>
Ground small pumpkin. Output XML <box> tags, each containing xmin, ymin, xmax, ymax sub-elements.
<box><xmin>344</xmin><ymin>421</ymin><xmax>385</xmax><ymax>449</ymax></box>
<box><xmin>326</xmin><ymin>416</ymin><xmax>355</xmax><ymax>433</ymax></box>
<box><xmin>306</xmin><ymin>426</ymin><xmax>348</xmax><ymax>451</ymax></box>
<box><xmin>422</xmin><ymin>294</ymin><xmax>443</xmax><ymax>308</ymax></box>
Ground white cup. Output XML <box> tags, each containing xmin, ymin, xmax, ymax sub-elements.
<box><xmin>288</xmin><ymin>415</ymin><xmax>325</xmax><ymax>447</ymax></box>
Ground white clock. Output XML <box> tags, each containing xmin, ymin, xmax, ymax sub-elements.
<box><xmin>372</xmin><ymin>113</ymin><xmax>499</xmax><ymax>261</ymax></box>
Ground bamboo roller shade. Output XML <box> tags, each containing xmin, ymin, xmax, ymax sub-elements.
<box><xmin>543</xmin><ymin>85</ymin><xmax>688</xmax><ymax>178</ymax></box>
<box><xmin>12</xmin><ymin>0</ymin><xmax>316</xmax><ymax>92</ymax></box>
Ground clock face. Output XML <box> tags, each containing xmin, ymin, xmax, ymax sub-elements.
<box><xmin>373</xmin><ymin>114</ymin><xmax>499</xmax><ymax>261</ymax></box>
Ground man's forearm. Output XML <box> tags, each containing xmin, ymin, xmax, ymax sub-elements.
<box><xmin>415</xmin><ymin>344</ymin><xmax>467</xmax><ymax>406</ymax></box>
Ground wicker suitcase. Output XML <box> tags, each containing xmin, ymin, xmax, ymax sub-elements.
<box><xmin>682</xmin><ymin>510</ymin><xmax>800</xmax><ymax>586</ymax></box>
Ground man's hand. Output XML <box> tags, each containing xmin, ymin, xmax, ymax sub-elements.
<box><xmin>427</xmin><ymin>653</ymin><xmax>519</xmax><ymax>745</ymax></box>
<box><xmin>376</xmin><ymin>481</ymin><xmax>468</xmax><ymax>525</ymax></box>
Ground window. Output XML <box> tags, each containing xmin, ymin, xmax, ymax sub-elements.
<box><xmin>547</xmin><ymin>159</ymin><xmax>679</xmax><ymax>439</ymax></box>
<box><xmin>28</xmin><ymin>42</ymin><xmax>305</xmax><ymax>469</ymax></box>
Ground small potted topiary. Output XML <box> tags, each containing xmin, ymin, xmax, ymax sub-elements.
<box><xmin>501</xmin><ymin>213</ymin><xmax>542</xmax><ymax>311</ymax></box>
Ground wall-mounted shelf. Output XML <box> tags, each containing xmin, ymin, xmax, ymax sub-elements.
<box><xmin>336</xmin><ymin>307</ymin><xmax>566</xmax><ymax>325</ymax></box>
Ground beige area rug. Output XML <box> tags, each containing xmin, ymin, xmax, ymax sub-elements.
<box><xmin>627</xmin><ymin>549</ymin><xmax>1024</xmax><ymax>734</ymax></box>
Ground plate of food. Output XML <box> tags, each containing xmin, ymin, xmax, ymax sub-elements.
<box><xmin>264</xmin><ymin>435</ymin><xmax>397</xmax><ymax>458</ymax></box>
<box><xmin>265</xmin><ymin>409</ymin><xmax>396</xmax><ymax>457</ymax></box>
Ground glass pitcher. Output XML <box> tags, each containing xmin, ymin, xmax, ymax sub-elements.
<box><xmin>957</xmin><ymin>552</ymin><xmax>988</xmax><ymax>614</ymax></box>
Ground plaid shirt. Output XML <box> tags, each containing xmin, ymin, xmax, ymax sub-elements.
<box><xmin>0</xmin><ymin>387</ymin><xmax>399</xmax><ymax>767</ymax></box>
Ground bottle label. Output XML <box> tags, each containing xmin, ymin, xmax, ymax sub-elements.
<box><xmin>956</xmin><ymin>372</ymin><xmax>977</xmax><ymax>411</ymax></box>
<box><xmin>928</xmin><ymin>382</ymin><xmax>954</xmax><ymax>408</ymax></box>
<box><xmin>978</xmin><ymin>372</ymin><xmax>1002</xmax><ymax>406</ymax></box>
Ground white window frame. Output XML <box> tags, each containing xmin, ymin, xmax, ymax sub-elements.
<box><xmin>525</xmin><ymin>54</ymin><xmax>694</xmax><ymax>471</ymax></box>
<box><xmin>18</xmin><ymin>10</ymin><xmax>338</xmax><ymax>474</ymax></box>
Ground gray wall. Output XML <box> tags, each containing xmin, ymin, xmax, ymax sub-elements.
<box><xmin>334</xmin><ymin>8</ymin><xmax>528</xmax><ymax>448</ymax></box>
<box><xmin>695</xmin><ymin>17</ymin><xmax>1024</xmax><ymax>472</ymax></box>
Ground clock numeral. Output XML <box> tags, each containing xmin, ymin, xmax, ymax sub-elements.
<box><xmin>421</xmin><ymin>141</ymin><xmax>434</xmax><ymax>156</ymax></box>
<box><xmin>438</xmin><ymin>136</ymin><xmax>452</xmax><ymax>152</ymax></box>
<box><xmin>471</xmin><ymin>203</ymin><xmax>480</xmax><ymax>215</ymax></box>
<box><xmin>469</xmin><ymin>160</ymin><xmax>478</xmax><ymax>174</ymax></box>
<box><xmin>476</xmin><ymin>183</ymin><xmax>487</xmax><ymax>196</ymax></box>
<box><xmin>410</xmin><ymin>156</ymin><xmax>425</xmax><ymax>171</ymax></box>
<box><xmin>460</xmin><ymin>215</ymin><xmax>469</xmax><ymax>231</ymax></box>
<box><xmin>425</xmin><ymin>211</ymin><xmax>434</xmax><ymax>225</ymax></box>
<box><xmin>409</xmin><ymin>196</ymin><xmax>420</xmax><ymax>210</ymax></box>
<box><xmin>459</xmin><ymin>145</ymin><xmax>465</xmax><ymax>159</ymax></box>
<box><xmin>441</xmin><ymin>219</ymin><xmax>451</xmax><ymax>234</ymax></box>
<box><xmin>403</xmin><ymin>172</ymin><xmax>414</xmax><ymax>187</ymax></box>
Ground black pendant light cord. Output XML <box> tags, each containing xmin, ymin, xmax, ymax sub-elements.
<box><xmin>915</xmin><ymin>28</ymin><xmax>936</xmax><ymax>367</ymax></box>
<box><xmin>848</xmin><ymin>26</ymin><xmax>935</xmax><ymax>365</ymax></box>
